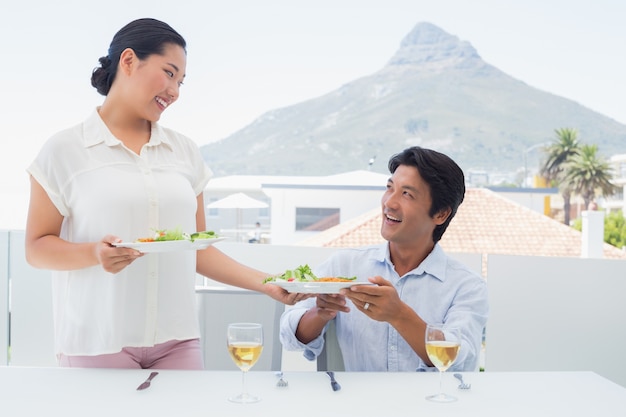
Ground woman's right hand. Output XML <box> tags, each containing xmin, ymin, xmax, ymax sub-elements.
<box><xmin>96</xmin><ymin>235</ymin><xmax>143</xmax><ymax>274</ymax></box>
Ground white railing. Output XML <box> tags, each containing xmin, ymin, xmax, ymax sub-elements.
<box><xmin>2</xmin><ymin>230</ymin><xmax>626</xmax><ymax>387</ymax></box>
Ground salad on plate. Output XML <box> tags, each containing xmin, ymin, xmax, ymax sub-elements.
<box><xmin>264</xmin><ymin>265</ymin><xmax>371</xmax><ymax>294</ymax></box>
<box><xmin>113</xmin><ymin>228</ymin><xmax>224</xmax><ymax>253</ymax></box>
<box><xmin>135</xmin><ymin>227</ymin><xmax>219</xmax><ymax>242</ymax></box>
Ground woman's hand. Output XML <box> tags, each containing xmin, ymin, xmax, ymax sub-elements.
<box><xmin>262</xmin><ymin>283</ymin><xmax>315</xmax><ymax>305</ymax></box>
<box><xmin>95</xmin><ymin>235</ymin><xmax>143</xmax><ymax>274</ymax></box>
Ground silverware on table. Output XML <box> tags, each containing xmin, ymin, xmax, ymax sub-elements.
<box><xmin>453</xmin><ymin>373</ymin><xmax>471</xmax><ymax>389</ymax></box>
<box><xmin>136</xmin><ymin>371</ymin><xmax>159</xmax><ymax>391</ymax></box>
<box><xmin>275</xmin><ymin>371</ymin><xmax>288</xmax><ymax>387</ymax></box>
<box><xmin>326</xmin><ymin>371</ymin><xmax>341</xmax><ymax>391</ymax></box>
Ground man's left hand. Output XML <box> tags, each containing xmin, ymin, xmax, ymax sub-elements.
<box><xmin>340</xmin><ymin>276</ymin><xmax>402</xmax><ymax>322</ymax></box>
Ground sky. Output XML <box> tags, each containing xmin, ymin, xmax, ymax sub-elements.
<box><xmin>1</xmin><ymin>0</ymin><xmax>625</xmax><ymax>229</ymax></box>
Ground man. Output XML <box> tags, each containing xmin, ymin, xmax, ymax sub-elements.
<box><xmin>248</xmin><ymin>222</ymin><xmax>262</xmax><ymax>243</ymax></box>
<box><xmin>279</xmin><ymin>146</ymin><xmax>488</xmax><ymax>371</ymax></box>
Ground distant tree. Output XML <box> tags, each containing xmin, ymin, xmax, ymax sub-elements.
<box><xmin>540</xmin><ymin>128</ymin><xmax>581</xmax><ymax>225</ymax></box>
<box><xmin>571</xmin><ymin>210</ymin><xmax>626</xmax><ymax>249</ymax></box>
<box><xmin>604</xmin><ymin>211</ymin><xmax>626</xmax><ymax>249</ymax></box>
<box><xmin>563</xmin><ymin>144</ymin><xmax>618</xmax><ymax>209</ymax></box>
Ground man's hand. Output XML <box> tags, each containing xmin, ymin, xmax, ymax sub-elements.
<box><xmin>294</xmin><ymin>293</ymin><xmax>349</xmax><ymax>344</ymax></box>
<box><xmin>313</xmin><ymin>293</ymin><xmax>350</xmax><ymax>320</ymax></box>
<box><xmin>341</xmin><ymin>276</ymin><xmax>403</xmax><ymax>322</ymax></box>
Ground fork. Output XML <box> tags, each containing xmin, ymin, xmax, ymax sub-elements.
<box><xmin>136</xmin><ymin>371</ymin><xmax>159</xmax><ymax>390</ymax></box>
<box><xmin>453</xmin><ymin>373</ymin><xmax>471</xmax><ymax>389</ymax></box>
<box><xmin>275</xmin><ymin>371</ymin><xmax>288</xmax><ymax>387</ymax></box>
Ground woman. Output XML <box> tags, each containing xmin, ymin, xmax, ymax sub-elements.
<box><xmin>25</xmin><ymin>18</ymin><xmax>296</xmax><ymax>370</ymax></box>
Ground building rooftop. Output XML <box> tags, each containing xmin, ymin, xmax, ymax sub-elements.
<box><xmin>206</xmin><ymin>170</ymin><xmax>389</xmax><ymax>190</ymax></box>
<box><xmin>298</xmin><ymin>188</ymin><xmax>626</xmax><ymax>260</ymax></box>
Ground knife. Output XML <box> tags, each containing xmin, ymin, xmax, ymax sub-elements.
<box><xmin>326</xmin><ymin>371</ymin><xmax>341</xmax><ymax>391</ymax></box>
<box><xmin>136</xmin><ymin>371</ymin><xmax>159</xmax><ymax>390</ymax></box>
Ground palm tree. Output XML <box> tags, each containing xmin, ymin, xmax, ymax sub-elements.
<box><xmin>563</xmin><ymin>144</ymin><xmax>617</xmax><ymax>209</ymax></box>
<box><xmin>540</xmin><ymin>128</ymin><xmax>581</xmax><ymax>225</ymax></box>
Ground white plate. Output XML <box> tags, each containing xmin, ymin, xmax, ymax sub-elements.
<box><xmin>267</xmin><ymin>280</ymin><xmax>374</xmax><ymax>294</ymax></box>
<box><xmin>190</xmin><ymin>237</ymin><xmax>228</xmax><ymax>250</ymax></box>
<box><xmin>113</xmin><ymin>237</ymin><xmax>227</xmax><ymax>253</ymax></box>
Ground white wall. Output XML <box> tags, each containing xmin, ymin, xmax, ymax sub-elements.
<box><xmin>486</xmin><ymin>254</ymin><xmax>626</xmax><ymax>387</ymax></box>
<box><xmin>203</xmin><ymin>171</ymin><xmax>389</xmax><ymax>245</ymax></box>
<box><xmin>488</xmin><ymin>188</ymin><xmax>556</xmax><ymax>214</ymax></box>
<box><xmin>264</xmin><ymin>188</ymin><xmax>383</xmax><ymax>245</ymax></box>
<box><xmin>4</xmin><ymin>231</ymin><xmax>56</xmax><ymax>366</ymax></box>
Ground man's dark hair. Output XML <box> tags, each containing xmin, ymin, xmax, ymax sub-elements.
<box><xmin>388</xmin><ymin>146</ymin><xmax>465</xmax><ymax>243</ymax></box>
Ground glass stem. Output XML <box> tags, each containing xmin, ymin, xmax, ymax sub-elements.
<box><xmin>241</xmin><ymin>370</ymin><xmax>248</xmax><ymax>397</ymax></box>
<box><xmin>438</xmin><ymin>370</ymin><xmax>444</xmax><ymax>396</ymax></box>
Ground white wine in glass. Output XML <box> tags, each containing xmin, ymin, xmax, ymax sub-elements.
<box><xmin>227</xmin><ymin>323</ymin><xmax>264</xmax><ymax>403</ymax></box>
<box><xmin>425</xmin><ymin>323</ymin><xmax>461</xmax><ymax>403</ymax></box>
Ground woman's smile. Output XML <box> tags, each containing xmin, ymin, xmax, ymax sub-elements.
<box><xmin>155</xmin><ymin>96</ymin><xmax>169</xmax><ymax>110</ymax></box>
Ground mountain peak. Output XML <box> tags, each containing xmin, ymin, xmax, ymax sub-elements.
<box><xmin>387</xmin><ymin>22</ymin><xmax>481</xmax><ymax>69</ymax></box>
<box><xmin>201</xmin><ymin>21</ymin><xmax>626</xmax><ymax>178</ymax></box>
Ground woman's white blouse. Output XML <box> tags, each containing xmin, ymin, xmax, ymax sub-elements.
<box><xmin>27</xmin><ymin>109</ymin><xmax>212</xmax><ymax>356</ymax></box>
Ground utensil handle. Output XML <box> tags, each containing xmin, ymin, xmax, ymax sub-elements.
<box><xmin>326</xmin><ymin>371</ymin><xmax>341</xmax><ymax>391</ymax></box>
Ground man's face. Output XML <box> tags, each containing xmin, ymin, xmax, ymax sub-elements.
<box><xmin>380</xmin><ymin>164</ymin><xmax>444</xmax><ymax>246</ymax></box>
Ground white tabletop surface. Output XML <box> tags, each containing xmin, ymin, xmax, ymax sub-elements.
<box><xmin>1</xmin><ymin>367</ymin><xmax>625</xmax><ymax>416</ymax></box>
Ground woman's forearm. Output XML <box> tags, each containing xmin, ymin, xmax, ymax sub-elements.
<box><xmin>196</xmin><ymin>246</ymin><xmax>268</xmax><ymax>292</ymax></box>
<box><xmin>26</xmin><ymin>235</ymin><xmax>99</xmax><ymax>271</ymax></box>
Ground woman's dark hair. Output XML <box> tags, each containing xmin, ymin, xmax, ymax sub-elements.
<box><xmin>388</xmin><ymin>146</ymin><xmax>465</xmax><ymax>243</ymax></box>
<box><xmin>91</xmin><ymin>18</ymin><xmax>186</xmax><ymax>96</ymax></box>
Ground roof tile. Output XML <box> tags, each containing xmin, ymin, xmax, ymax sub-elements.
<box><xmin>298</xmin><ymin>188</ymin><xmax>626</xmax><ymax>260</ymax></box>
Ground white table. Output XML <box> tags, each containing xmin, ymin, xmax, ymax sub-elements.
<box><xmin>1</xmin><ymin>367</ymin><xmax>625</xmax><ymax>416</ymax></box>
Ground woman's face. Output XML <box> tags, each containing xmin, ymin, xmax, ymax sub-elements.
<box><xmin>128</xmin><ymin>43</ymin><xmax>187</xmax><ymax>122</ymax></box>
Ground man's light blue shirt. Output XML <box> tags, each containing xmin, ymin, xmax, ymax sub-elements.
<box><xmin>279</xmin><ymin>243</ymin><xmax>489</xmax><ymax>372</ymax></box>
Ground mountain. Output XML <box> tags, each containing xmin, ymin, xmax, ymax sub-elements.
<box><xmin>200</xmin><ymin>22</ymin><xmax>626</xmax><ymax>177</ymax></box>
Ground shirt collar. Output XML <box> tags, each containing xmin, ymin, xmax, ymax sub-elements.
<box><xmin>380</xmin><ymin>242</ymin><xmax>447</xmax><ymax>282</ymax></box>
<box><xmin>83</xmin><ymin>108</ymin><xmax>173</xmax><ymax>150</ymax></box>
<box><xmin>418</xmin><ymin>244</ymin><xmax>447</xmax><ymax>282</ymax></box>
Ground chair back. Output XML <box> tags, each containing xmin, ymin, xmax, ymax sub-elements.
<box><xmin>316</xmin><ymin>319</ymin><xmax>345</xmax><ymax>371</ymax></box>
<box><xmin>196</xmin><ymin>286</ymin><xmax>284</xmax><ymax>371</ymax></box>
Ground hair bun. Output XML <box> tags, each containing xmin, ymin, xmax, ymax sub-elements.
<box><xmin>91</xmin><ymin>55</ymin><xmax>113</xmax><ymax>96</ymax></box>
<box><xmin>98</xmin><ymin>56</ymin><xmax>112</xmax><ymax>69</ymax></box>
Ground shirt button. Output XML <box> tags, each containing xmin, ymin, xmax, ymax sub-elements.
<box><xmin>390</xmin><ymin>345</ymin><xmax>397</xmax><ymax>351</ymax></box>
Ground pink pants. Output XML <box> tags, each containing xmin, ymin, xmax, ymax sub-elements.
<box><xmin>58</xmin><ymin>338</ymin><xmax>204</xmax><ymax>370</ymax></box>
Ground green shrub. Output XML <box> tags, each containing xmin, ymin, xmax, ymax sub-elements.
<box><xmin>572</xmin><ymin>210</ymin><xmax>626</xmax><ymax>249</ymax></box>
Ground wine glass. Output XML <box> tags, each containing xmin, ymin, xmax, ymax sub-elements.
<box><xmin>425</xmin><ymin>323</ymin><xmax>461</xmax><ymax>403</ymax></box>
<box><xmin>226</xmin><ymin>322</ymin><xmax>264</xmax><ymax>403</ymax></box>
